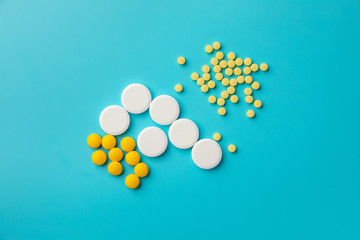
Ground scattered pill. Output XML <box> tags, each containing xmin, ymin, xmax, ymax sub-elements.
<box><xmin>260</xmin><ymin>63</ymin><xmax>268</xmax><ymax>71</ymax></box>
<box><xmin>102</xmin><ymin>135</ymin><xmax>116</xmax><ymax>150</ymax></box>
<box><xmin>228</xmin><ymin>52</ymin><xmax>236</xmax><ymax>60</ymax></box>
<box><xmin>137</xmin><ymin>127</ymin><xmax>168</xmax><ymax>157</ymax></box>
<box><xmin>237</xmin><ymin>76</ymin><xmax>245</xmax><ymax>83</ymax></box>
<box><xmin>191</xmin><ymin>72</ymin><xmax>199</xmax><ymax>80</ymax></box>
<box><xmin>87</xmin><ymin>133</ymin><xmax>101</xmax><ymax>148</ymax></box>
<box><xmin>229</xmin><ymin>78</ymin><xmax>237</xmax><ymax>86</ymax></box>
<box><xmin>108</xmin><ymin>161</ymin><xmax>123</xmax><ymax>175</ymax></box>
<box><xmin>243</xmin><ymin>67</ymin><xmax>251</xmax><ymax>75</ymax></box>
<box><xmin>227</xmin><ymin>86</ymin><xmax>235</xmax><ymax>94</ymax></box>
<box><xmin>245</xmin><ymin>95</ymin><xmax>254</xmax><ymax>103</ymax></box>
<box><xmin>134</xmin><ymin>163</ymin><xmax>149</xmax><ymax>177</ymax></box>
<box><xmin>254</xmin><ymin>100</ymin><xmax>262</xmax><ymax>108</ymax></box>
<box><xmin>121</xmin><ymin>83</ymin><xmax>152</xmax><ymax>114</ymax></box>
<box><xmin>125</xmin><ymin>151</ymin><xmax>141</xmax><ymax>166</ymax></box>
<box><xmin>203</xmin><ymin>73</ymin><xmax>210</xmax><ymax>81</ymax></box>
<box><xmin>213</xmin><ymin>41</ymin><xmax>221</xmax><ymax>50</ymax></box>
<box><xmin>205</xmin><ymin>45</ymin><xmax>213</xmax><ymax>53</ymax></box>
<box><xmin>234</xmin><ymin>67</ymin><xmax>242</xmax><ymax>76</ymax></box>
<box><xmin>197</xmin><ymin>78</ymin><xmax>205</xmax><ymax>86</ymax></box>
<box><xmin>247</xmin><ymin>110</ymin><xmax>255</xmax><ymax>118</ymax></box>
<box><xmin>251</xmin><ymin>63</ymin><xmax>259</xmax><ymax>72</ymax></box>
<box><xmin>215</xmin><ymin>73</ymin><xmax>223</xmax><ymax>80</ymax></box>
<box><xmin>211</xmin><ymin>57</ymin><xmax>219</xmax><ymax>65</ymax></box>
<box><xmin>92</xmin><ymin>150</ymin><xmax>107</xmax><ymax>165</ymax></box>
<box><xmin>245</xmin><ymin>76</ymin><xmax>253</xmax><ymax>84</ymax></box>
<box><xmin>120</xmin><ymin>136</ymin><xmax>135</xmax><ymax>152</ymax></box>
<box><xmin>202</xmin><ymin>65</ymin><xmax>210</xmax><ymax>73</ymax></box>
<box><xmin>235</xmin><ymin>58</ymin><xmax>243</xmax><ymax>66</ymax></box>
<box><xmin>228</xmin><ymin>60</ymin><xmax>235</xmax><ymax>68</ymax></box>
<box><xmin>208</xmin><ymin>80</ymin><xmax>216</xmax><ymax>88</ymax></box>
<box><xmin>220</xmin><ymin>60</ymin><xmax>228</xmax><ymax>68</ymax></box>
<box><xmin>109</xmin><ymin>147</ymin><xmax>123</xmax><ymax>161</ymax></box>
<box><xmin>244</xmin><ymin>58</ymin><xmax>252</xmax><ymax>66</ymax></box>
<box><xmin>228</xmin><ymin>144</ymin><xmax>236</xmax><ymax>153</ymax></box>
<box><xmin>225</xmin><ymin>68</ymin><xmax>233</xmax><ymax>76</ymax></box>
<box><xmin>213</xmin><ymin>133</ymin><xmax>221</xmax><ymax>141</ymax></box>
<box><xmin>192</xmin><ymin>139</ymin><xmax>222</xmax><ymax>169</ymax></box>
<box><xmin>150</xmin><ymin>95</ymin><xmax>180</xmax><ymax>125</ymax></box>
<box><xmin>218</xmin><ymin>107</ymin><xmax>226</xmax><ymax>115</ymax></box>
<box><xmin>221</xmin><ymin>91</ymin><xmax>229</xmax><ymax>99</ymax></box>
<box><xmin>217</xmin><ymin>98</ymin><xmax>225</xmax><ymax>106</ymax></box>
<box><xmin>252</xmin><ymin>81</ymin><xmax>260</xmax><ymax>90</ymax></box>
<box><xmin>213</xmin><ymin>65</ymin><xmax>221</xmax><ymax>73</ymax></box>
<box><xmin>125</xmin><ymin>174</ymin><xmax>140</xmax><ymax>189</ymax></box>
<box><xmin>178</xmin><ymin>57</ymin><xmax>186</xmax><ymax>65</ymax></box>
<box><xmin>221</xmin><ymin>78</ymin><xmax>230</xmax><ymax>86</ymax></box>
<box><xmin>216</xmin><ymin>52</ymin><xmax>224</xmax><ymax>60</ymax></box>
<box><xmin>244</xmin><ymin>87</ymin><xmax>253</xmax><ymax>96</ymax></box>
<box><xmin>175</xmin><ymin>84</ymin><xmax>183</xmax><ymax>92</ymax></box>
<box><xmin>208</xmin><ymin>95</ymin><xmax>216</xmax><ymax>103</ymax></box>
<box><xmin>230</xmin><ymin>95</ymin><xmax>239</xmax><ymax>103</ymax></box>
<box><xmin>201</xmin><ymin>85</ymin><xmax>209</xmax><ymax>92</ymax></box>
<box><xmin>169</xmin><ymin>118</ymin><xmax>199</xmax><ymax>149</ymax></box>
<box><xmin>99</xmin><ymin>105</ymin><xmax>130</xmax><ymax>136</ymax></box>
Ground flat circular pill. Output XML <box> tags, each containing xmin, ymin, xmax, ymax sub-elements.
<box><xmin>203</xmin><ymin>73</ymin><xmax>210</xmax><ymax>81</ymax></box>
<box><xmin>175</xmin><ymin>84</ymin><xmax>183</xmax><ymax>92</ymax></box>
<box><xmin>102</xmin><ymin>135</ymin><xmax>116</xmax><ymax>150</ymax></box>
<box><xmin>247</xmin><ymin>109</ymin><xmax>255</xmax><ymax>118</ymax></box>
<box><xmin>252</xmin><ymin>81</ymin><xmax>260</xmax><ymax>90</ymax></box>
<box><xmin>213</xmin><ymin>65</ymin><xmax>221</xmax><ymax>73</ymax></box>
<box><xmin>243</xmin><ymin>67</ymin><xmax>251</xmax><ymax>75</ymax></box>
<box><xmin>221</xmin><ymin>91</ymin><xmax>229</xmax><ymax>99</ymax></box>
<box><xmin>121</xmin><ymin>83</ymin><xmax>152</xmax><ymax>114</ymax></box>
<box><xmin>213</xmin><ymin>133</ymin><xmax>221</xmax><ymax>141</ymax></box>
<box><xmin>230</xmin><ymin>95</ymin><xmax>239</xmax><ymax>103</ymax></box>
<box><xmin>227</xmin><ymin>86</ymin><xmax>235</xmax><ymax>94</ymax></box>
<box><xmin>244</xmin><ymin>87</ymin><xmax>253</xmax><ymax>96</ymax></box>
<box><xmin>228</xmin><ymin>52</ymin><xmax>236</xmax><ymax>60</ymax></box>
<box><xmin>208</xmin><ymin>80</ymin><xmax>216</xmax><ymax>89</ymax></box>
<box><xmin>192</xmin><ymin>139</ymin><xmax>222</xmax><ymax>169</ymax></box>
<box><xmin>92</xmin><ymin>150</ymin><xmax>107</xmax><ymax>165</ymax></box>
<box><xmin>201</xmin><ymin>85</ymin><xmax>209</xmax><ymax>92</ymax></box>
<box><xmin>254</xmin><ymin>100</ymin><xmax>262</xmax><ymax>108</ymax></box>
<box><xmin>230</xmin><ymin>78</ymin><xmax>237</xmax><ymax>86</ymax></box>
<box><xmin>217</xmin><ymin>98</ymin><xmax>225</xmax><ymax>106</ymax></box>
<box><xmin>216</xmin><ymin>52</ymin><xmax>224</xmax><ymax>60</ymax></box>
<box><xmin>218</xmin><ymin>107</ymin><xmax>226</xmax><ymax>115</ymax></box>
<box><xmin>213</xmin><ymin>41</ymin><xmax>221</xmax><ymax>50</ymax></box>
<box><xmin>120</xmin><ymin>136</ymin><xmax>136</xmax><ymax>152</ymax></box>
<box><xmin>125</xmin><ymin>174</ymin><xmax>140</xmax><ymax>189</ymax></box>
<box><xmin>108</xmin><ymin>161</ymin><xmax>123</xmax><ymax>175</ymax></box>
<box><xmin>251</xmin><ymin>63</ymin><xmax>259</xmax><ymax>72</ymax></box>
<box><xmin>125</xmin><ymin>151</ymin><xmax>141</xmax><ymax>165</ymax></box>
<box><xmin>260</xmin><ymin>63</ymin><xmax>268</xmax><ymax>71</ymax></box>
<box><xmin>210</xmin><ymin>58</ymin><xmax>218</xmax><ymax>65</ymax></box>
<box><xmin>245</xmin><ymin>96</ymin><xmax>254</xmax><ymax>103</ymax></box>
<box><xmin>109</xmin><ymin>147</ymin><xmax>123</xmax><ymax>161</ymax></box>
<box><xmin>202</xmin><ymin>65</ymin><xmax>210</xmax><ymax>73</ymax></box>
<box><xmin>245</xmin><ymin>76</ymin><xmax>253</xmax><ymax>84</ymax></box>
<box><xmin>87</xmin><ymin>133</ymin><xmax>101</xmax><ymax>148</ymax></box>
<box><xmin>244</xmin><ymin>58</ymin><xmax>252</xmax><ymax>66</ymax></box>
<box><xmin>215</xmin><ymin>73</ymin><xmax>223</xmax><ymax>81</ymax></box>
<box><xmin>205</xmin><ymin>45</ymin><xmax>213</xmax><ymax>53</ymax></box>
<box><xmin>235</xmin><ymin>58</ymin><xmax>243</xmax><ymax>66</ymax></box>
<box><xmin>134</xmin><ymin>163</ymin><xmax>149</xmax><ymax>177</ymax></box>
<box><xmin>237</xmin><ymin>76</ymin><xmax>245</xmax><ymax>83</ymax></box>
<box><xmin>169</xmin><ymin>118</ymin><xmax>199</xmax><ymax>149</ymax></box>
<box><xmin>228</xmin><ymin>60</ymin><xmax>235</xmax><ymax>68</ymax></box>
<box><xmin>178</xmin><ymin>57</ymin><xmax>186</xmax><ymax>65</ymax></box>
<box><xmin>234</xmin><ymin>67</ymin><xmax>242</xmax><ymax>76</ymax></box>
<box><xmin>220</xmin><ymin>60</ymin><xmax>227</xmax><ymax>68</ymax></box>
<box><xmin>149</xmin><ymin>95</ymin><xmax>180</xmax><ymax>125</ymax></box>
<box><xmin>225</xmin><ymin>68</ymin><xmax>233</xmax><ymax>76</ymax></box>
<box><xmin>137</xmin><ymin>127</ymin><xmax>168</xmax><ymax>157</ymax></box>
<box><xmin>208</xmin><ymin>95</ymin><xmax>216</xmax><ymax>103</ymax></box>
<box><xmin>99</xmin><ymin>105</ymin><xmax>130</xmax><ymax>136</ymax></box>
<box><xmin>221</xmin><ymin>78</ymin><xmax>229</xmax><ymax>86</ymax></box>
<box><xmin>228</xmin><ymin>144</ymin><xmax>236</xmax><ymax>153</ymax></box>
<box><xmin>197</xmin><ymin>78</ymin><xmax>205</xmax><ymax>86</ymax></box>
<box><xmin>191</xmin><ymin>72</ymin><xmax>199</xmax><ymax>80</ymax></box>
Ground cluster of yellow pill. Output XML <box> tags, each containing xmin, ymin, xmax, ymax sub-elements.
<box><xmin>87</xmin><ymin>133</ymin><xmax>149</xmax><ymax>189</ymax></box>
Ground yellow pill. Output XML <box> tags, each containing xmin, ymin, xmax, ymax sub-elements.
<box><xmin>237</xmin><ymin>76</ymin><xmax>245</xmax><ymax>84</ymax></box>
<box><xmin>108</xmin><ymin>161</ymin><xmax>123</xmax><ymax>176</ymax></box>
<box><xmin>245</xmin><ymin>95</ymin><xmax>254</xmax><ymax>103</ymax></box>
<box><xmin>221</xmin><ymin>91</ymin><xmax>229</xmax><ymax>99</ymax></box>
<box><xmin>251</xmin><ymin>63</ymin><xmax>259</xmax><ymax>72</ymax></box>
<box><xmin>92</xmin><ymin>150</ymin><xmax>107</xmax><ymax>165</ymax></box>
<box><xmin>221</xmin><ymin>78</ymin><xmax>230</xmax><ymax>86</ymax></box>
<box><xmin>227</xmin><ymin>86</ymin><xmax>235</xmax><ymax>94</ymax></box>
<box><xmin>213</xmin><ymin>65</ymin><xmax>221</xmax><ymax>73</ymax></box>
<box><xmin>260</xmin><ymin>63</ymin><xmax>268</xmax><ymax>71</ymax></box>
<box><xmin>202</xmin><ymin>65</ymin><xmax>210</xmax><ymax>73</ymax></box>
<box><xmin>210</xmin><ymin>57</ymin><xmax>219</xmax><ymax>66</ymax></box>
<box><xmin>225</xmin><ymin>68</ymin><xmax>233</xmax><ymax>76</ymax></box>
<box><xmin>229</xmin><ymin>78</ymin><xmax>237</xmax><ymax>86</ymax></box>
<box><xmin>243</xmin><ymin>67</ymin><xmax>251</xmax><ymax>75</ymax></box>
<box><xmin>178</xmin><ymin>56</ymin><xmax>186</xmax><ymax>65</ymax></box>
<box><xmin>227</xmin><ymin>52</ymin><xmax>236</xmax><ymax>60</ymax></box>
<box><xmin>230</xmin><ymin>95</ymin><xmax>239</xmax><ymax>103</ymax></box>
<box><xmin>234</xmin><ymin>67</ymin><xmax>242</xmax><ymax>76</ymax></box>
<box><xmin>120</xmin><ymin>136</ymin><xmax>136</xmax><ymax>152</ymax></box>
<box><xmin>220</xmin><ymin>60</ymin><xmax>228</xmax><ymax>68</ymax></box>
<box><xmin>175</xmin><ymin>84</ymin><xmax>183</xmax><ymax>92</ymax></box>
<box><xmin>244</xmin><ymin>58</ymin><xmax>252</xmax><ymax>66</ymax></box>
<box><xmin>87</xmin><ymin>133</ymin><xmax>101</xmax><ymax>148</ymax></box>
<box><xmin>216</xmin><ymin>51</ymin><xmax>224</xmax><ymax>60</ymax></box>
<box><xmin>218</xmin><ymin>107</ymin><xmax>226</xmax><ymax>116</ymax></box>
<box><xmin>203</xmin><ymin>73</ymin><xmax>210</xmax><ymax>81</ymax></box>
<box><xmin>228</xmin><ymin>144</ymin><xmax>236</xmax><ymax>153</ymax></box>
<box><xmin>252</xmin><ymin>81</ymin><xmax>260</xmax><ymax>90</ymax></box>
<box><xmin>213</xmin><ymin>41</ymin><xmax>221</xmax><ymax>50</ymax></box>
<box><xmin>134</xmin><ymin>163</ymin><xmax>149</xmax><ymax>177</ymax></box>
<box><xmin>215</xmin><ymin>73</ymin><xmax>223</xmax><ymax>81</ymax></box>
<box><xmin>235</xmin><ymin>58</ymin><xmax>243</xmax><ymax>66</ymax></box>
<box><xmin>205</xmin><ymin>45</ymin><xmax>213</xmax><ymax>53</ymax></box>
<box><xmin>125</xmin><ymin>151</ymin><xmax>141</xmax><ymax>166</ymax></box>
<box><xmin>217</xmin><ymin>98</ymin><xmax>225</xmax><ymax>106</ymax></box>
<box><xmin>109</xmin><ymin>147</ymin><xmax>123</xmax><ymax>162</ymax></box>
<box><xmin>102</xmin><ymin>135</ymin><xmax>116</xmax><ymax>150</ymax></box>
<box><xmin>191</xmin><ymin>72</ymin><xmax>199</xmax><ymax>81</ymax></box>
<box><xmin>245</xmin><ymin>76</ymin><xmax>253</xmax><ymax>84</ymax></box>
<box><xmin>208</xmin><ymin>80</ymin><xmax>216</xmax><ymax>88</ymax></box>
<box><xmin>208</xmin><ymin>95</ymin><xmax>217</xmax><ymax>103</ymax></box>
<box><xmin>244</xmin><ymin>87</ymin><xmax>252</xmax><ymax>96</ymax></box>
<box><xmin>213</xmin><ymin>133</ymin><xmax>222</xmax><ymax>141</ymax></box>
<box><xmin>201</xmin><ymin>85</ymin><xmax>209</xmax><ymax>92</ymax></box>
<box><xmin>254</xmin><ymin>100</ymin><xmax>262</xmax><ymax>108</ymax></box>
<box><xmin>247</xmin><ymin>110</ymin><xmax>255</xmax><ymax>118</ymax></box>
<box><xmin>197</xmin><ymin>78</ymin><xmax>205</xmax><ymax>86</ymax></box>
<box><xmin>125</xmin><ymin>174</ymin><xmax>140</xmax><ymax>189</ymax></box>
<box><xmin>228</xmin><ymin>60</ymin><xmax>235</xmax><ymax>68</ymax></box>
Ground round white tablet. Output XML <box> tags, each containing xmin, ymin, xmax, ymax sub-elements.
<box><xmin>121</xmin><ymin>83</ymin><xmax>152</xmax><ymax>114</ymax></box>
<box><xmin>191</xmin><ymin>139</ymin><xmax>222</xmax><ymax>169</ymax></box>
<box><xmin>149</xmin><ymin>95</ymin><xmax>180</xmax><ymax>125</ymax></box>
<box><xmin>169</xmin><ymin>118</ymin><xmax>199</xmax><ymax>149</ymax></box>
<box><xmin>99</xmin><ymin>105</ymin><xmax>130</xmax><ymax>135</ymax></box>
<box><xmin>137</xmin><ymin>127</ymin><xmax>168</xmax><ymax>157</ymax></box>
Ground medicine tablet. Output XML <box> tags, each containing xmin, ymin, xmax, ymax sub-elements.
<box><xmin>203</xmin><ymin>73</ymin><xmax>210</xmax><ymax>81</ymax></box>
<box><xmin>92</xmin><ymin>150</ymin><xmax>107</xmax><ymax>165</ymax></box>
<box><xmin>208</xmin><ymin>95</ymin><xmax>216</xmax><ymax>103</ymax></box>
<box><xmin>108</xmin><ymin>161</ymin><xmax>123</xmax><ymax>175</ymax></box>
<box><xmin>178</xmin><ymin>57</ymin><xmax>186</xmax><ymax>65</ymax></box>
<box><xmin>102</xmin><ymin>135</ymin><xmax>116</xmax><ymax>150</ymax></box>
<box><xmin>228</xmin><ymin>60</ymin><xmax>235</xmax><ymax>68</ymax></box>
<box><xmin>208</xmin><ymin>80</ymin><xmax>216</xmax><ymax>89</ymax></box>
<box><xmin>99</xmin><ymin>105</ymin><xmax>130</xmax><ymax>136</ymax></box>
<box><xmin>243</xmin><ymin>67</ymin><xmax>251</xmax><ymax>75</ymax></box>
<box><xmin>220</xmin><ymin>60</ymin><xmax>227</xmax><ymax>68</ymax></box>
<box><xmin>121</xmin><ymin>84</ymin><xmax>152</xmax><ymax>114</ymax></box>
<box><xmin>109</xmin><ymin>148</ymin><xmax>123</xmax><ymax>161</ymax></box>
<box><xmin>87</xmin><ymin>133</ymin><xmax>101</xmax><ymax>148</ymax></box>
<box><xmin>221</xmin><ymin>78</ymin><xmax>230</xmax><ymax>86</ymax></box>
<box><xmin>216</xmin><ymin>52</ymin><xmax>224</xmax><ymax>60</ymax></box>
<box><xmin>125</xmin><ymin>174</ymin><xmax>140</xmax><ymax>189</ymax></box>
<box><xmin>254</xmin><ymin>100</ymin><xmax>262</xmax><ymax>108</ymax></box>
<box><xmin>245</xmin><ymin>76</ymin><xmax>253</xmax><ymax>84</ymax></box>
<box><xmin>213</xmin><ymin>65</ymin><xmax>221</xmax><ymax>73</ymax></box>
<box><xmin>150</xmin><ymin>95</ymin><xmax>180</xmax><ymax>125</ymax></box>
<box><xmin>211</xmin><ymin>57</ymin><xmax>219</xmax><ymax>65</ymax></box>
<box><xmin>228</xmin><ymin>144</ymin><xmax>236</xmax><ymax>153</ymax></box>
<box><xmin>244</xmin><ymin>58</ymin><xmax>252</xmax><ymax>66</ymax></box>
<box><xmin>213</xmin><ymin>41</ymin><xmax>221</xmax><ymax>50</ymax></box>
<box><xmin>225</xmin><ymin>68</ymin><xmax>233</xmax><ymax>76</ymax></box>
<box><xmin>134</xmin><ymin>163</ymin><xmax>149</xmax><ymax>177</ymax></box>
<box><xmin>245</xmin><ymin>95</ymin><xmax>254</xmax><ymax>103</ymax></box>
<box><xmin>120</xmin><ymin>136</ymin><xmax>136</xmax><ymax>152</ymax></box>
<box><xmin>227</xmin><ymin>86</ymin><xmax>235</xmax><ymax>94</ymax></box>
<box><xmin>191</xmin><ymin>72</ymin><xmax>199</xmax><ymax>80</ymax></box>
<box><xmin>251</xmin><ymin>63</ymin><xmax>259</xmax><ymax>72</ymax></box>
<box><xmin>244</xmin><ymin>87</ymin><xmax>252</xmax><ymax>96</ymax></box>
<box><xmin>205</xmin><ymin>45</ymin><xmax>213</xmax><ymax>53</ymax></box>
<box><xmin>221</xmin><ymin>91</ymin><xmax>229</xmax><ymax>99</ymax></box>
<box><xmin>228</xmin><ymin>52</ymin><xmax>236</xmax><ymax>60</ymax></box>
<box><xmin>213</xmin><ymin>133</ymin><xmax>221</xmax><ymax>141</ymax></box>
<box><xmin>192</xmin><ymin>139</ymin><xmax>222</xmax><ymax>169</ymax></box>
<box><xmin>217</xmin><ymin>98</ymin><xmax>225</xmax><ymax>106</ymax></box>
<box><xmin>169</xmin><ymin>118</ymin><xmax>199</xmax><ymax>149</ymax></box>
<box><xmin>137</xmin><ymin>127</ymin><xmax>168</xmax><ymax>157</ymax></box>
<box><xmin>125</xmin><ymin>151</ymin><xmax>141</xmax><ymax>166</ymax></box>
<box><xmin>234</xmin><ymin>67</ymin><xmax>242</xmax><ymax>76</ymax></box>
<box><xmin>237</xmin><ymin>76</ymin><xmax>245</xmax><ymax>84</ymax></box>
<box><xmin>218</xmin><ymin>107</ymin><xmax>226</xmax><ymax>115</ymax></box>
<box><xmin>175</xmin><ymin>84</ymin><xmax>183</xmax><ymax>92</ymax></box>
<box><xmin>260</xmin><ymin>63</ymin><xmax>268</xmax><ymax>71</ymax></box>
<box><xmin>197</xmin><ymin>78</ymin><xmax>205</xmax><ymax>86</ymax></box>
<box><xmin>230</xmin><ymin>95</ymin><xmax>239</xmax><ymax>103</ymax></box>
<box><xmin>229</xmin><ymin>78</ymin><xmax>237</xmax><ymax>86</ymax></box>
<box><xmin>215</xmin><ymin>73</ymin><xmax>223</xmax><ymax>81</ymax></box>
<box><xmin>247</xmin><ymin>110</ymin><xmax>255</xmax><ymax>118</ymax></box>
<box><xmin>252</xmin><ymin>81</ymin><xmax>260</xmax><ymax>90</ymax></box>
<box><xmin>201</xmin><ymin>85</ymin><xmax>209</xmax><ymax>92</ymax></box>
<box><xmin>235</xmin><ymin>58</ymin><xmax>243</xmax><ymax>66</ymax></box>
<box><xmin>202</xmin><ymin>65</ymin><xmax>210</xmax><ymax>73</ymax></box>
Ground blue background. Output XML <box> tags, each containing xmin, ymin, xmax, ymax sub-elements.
<box><xmin>0</xmin><ymin>0</ymin><xmax>359</xmax><ymax>239</ymax></box>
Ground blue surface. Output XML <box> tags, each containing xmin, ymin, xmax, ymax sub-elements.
<box><xmin>0</xmin><ymin>0</ymin><xmax>360</xmax><ymax>239</ymax></box>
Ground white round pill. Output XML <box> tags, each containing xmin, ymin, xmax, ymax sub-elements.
<box><xmin>137</xmin><ymin>127</ymin><xmax>168</xmax><ymax>157</ymax></box>
<box><xmin>121</xmin><ymin>83</ymin><xmax>152</xmax><ymax>114</ymax></box>
<box><xmin>191</xmin><ymin>139</ymin><xmax>222</xmax><ymax>169</ymax></box>
<box><xmin>99</xmin><ymin>105</ymin><xmax>130</xmax><ymax>135</ymax></box>
<box><xmin>149</xmin><ymin>95</ymin><xmax>180</xmax><ymax>125</ymax></box>
<box><xmin>169</xmin><ymin>118</ymin><xmax>199</xmax><ymax>149</ymax></box>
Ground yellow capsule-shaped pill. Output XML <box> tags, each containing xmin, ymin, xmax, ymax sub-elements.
<box><xmin>213</xmin><ymin>133</ymin><xmax>222</xmax><ymax>141</ymax></box>
<box><xmin>108</xmin><ymin>161</ymin><xmax>123</xmax><ymax>176</ymax></box>
<box><xmin>175</xmin><ymin>84</ymin><xmax>183</xmax><ymax>92</ymax></box>
<box><xmin>227</xmin><ymin>86</ymin><xmax>235</xmax><ymax>94</ymax></box>
<box><xmin>125</xmin><ymin>174</ymin><xmax>140</xmax><ymax>189</ymax></box>
<box><xmin>237</xmin><ymin>76</ymin><xmax>245</xmax><ymax>84</ymax></box>
<box><xmin>245</xmin><ymin>76</ymin><xmax>253</xmax><ymax>84</ymax></box>
<box><xmin>87</xmin><ymin>133</ymin><xmax>102</xmax><ymax>148</ymax></box>
<box><xmin>178</xmin><ymin>56</ymin><xmax>186</xmax><ymax>65</ymax></box>
<box><xmin>221</xmin><ymin>91</ymin><xmax>229</xmax><ymax>99</ymax></box>
<box><xmin>228</xmin><ymin>52</ymin><xmax>236</xmax><ymax>60</ymax></box>
<box><xmin>217</xmin><ymin>98</ymin><xmax>225</xmax><ymax>106</ymax></box>
<box><xmin>244</xmin><ymin>58</ymin><xmax>252</xmax><ymax>66</ymax></box>
<box><xmin>205</xmin><ymin>45</ymin><xmax>213</xmax><ymax>53</ymax></box>
<box><xmin>218</xmin><ymin>107</ymin><xmax>226</xmax><ymax>116</ymax></box>
<box><xmin>215</xmin><ymin>73</ymin><xmax>223</xmax><ymax>81</ymax></box>
<box><xmin>228</xmin><ymin>144</ymin><xmax>236</xmax><ymax>153</ymax></box>
<box><xmin>230</xmin><ymin>95</ymin><xmax>239</xmax><ymax>103</ymax></box>
<box><xmin>244</xmin><ymin>87</ymin><xmax>252</xmax><ymax>96</ymax></box>
<box><xmin>245</xmin><ymin>95</ymin><xmax>254</xmax><ymax>103</ymax></box>
<box><xmin>225</xmin><ymin>68</ymin><xmax>233</xmax><ymax>76</ymax></box>
<box><xmin>247</xmin><ymin>110</ymin><xmax>255</xmax><ymax>118</ymax></box>
<box><xmin>102</xmin><ymin>135</ymin><xmax>116</xmax><ymax>150</ymax></box>
<box><xmin>213</xmin><ymin>41</ymin><xmax>221</xmax><ymax>50</ymax></box>
<box><xmin>109</xmin><ymin>147</ymin><xmax>123</xmax><ymax>162</ymax></box>
<box><xmin>252</xmin><ymin>81</ymin><xmax>260</xmax><ymax>90</ymax></box>
<box><xmin>211</xmin><ymin>57</ymin><xmax>219</xmax><ymax>65</ymax></box>
<box><xmin>120</xmin><ymin>137</ymin><xmax>136</xmax><ymax>152</ymax></box>
<box><xmin>208</xmin><ymin>95</ymin><xmax>217</xmax><ymax>103</ymax></box>
<box><xmin>92</xmin><ymin>150</ymin><xmax>107</xmax><ymax>165</ymax></box>
<box><xmin>208</xmin><ymin>80</ymin><xmax>216</xmax><ymax>89</ymax></box>
<box><xmin>221</xmin><ymin>78</ymin><xmax>230</xmax><ymax>86</ymax></box>
<box><xmin>126</xmin><ymin>151</ymin><xmax>141</xmax><ymax>166</ymax></box>
<box><xmin>254</xmin><ymin>100</ymin><xmax>262</xmax><ymax>108</ymax></box>
<box><xmin>203</xmin><ymin>73</ymin><xmax>210</xmax><ymax>81</ymax></box>
<box><xmin>234</xmin><ymin>67</ymin><xmax>242</xmax><ymax>76</ymax></box>
<box><xmin>235</xmin><ymin>58</ymin><xmax>243</xmax><ymax>66</ymax></box>
<box><xmin>251</xmin><ymin>63</ymin><xmax>259</xmax><ymax>72</ymax></box>
<box><xmin>220</xmin><ymin>60</ymin><xmax>228</xmax><ymax>68</ymax></box>
<box><xmin>201</xmin><ymin>85</ymin><xmax>209</xmax><ymax>92</ymax></box>
<box><xmin>243</xmin><ymin>67</ymin><xmax>251</xmax><ymax>75</ymax></box>
<box><xmin>191</xmin><ymin>72</ymin><xmax>199</xmax><ymax>81</ymax></box>
<box><xmin>228</xmin><ymin>60</ymin><xmax>235</xmax><ymax>68</ymax></box>
<box><xmin>216</xmin><ymin>51</ymin><xmax>224</xmax><ymax>60</ymax></box>
<box><xmin>213</xmin><ymin>65</ymin><xmax>221</xmax><ymax>73</ymax></box>
<box><xmin>134</xmin><ymin>162</ymin><xmax>149</xmax><ymax>177</ymax></box>
<box><xmin>229</xmin><ymin>78</ymin><xmax>237</xmax><ymax>86</ymax></box>
<box><xmin>202</xmin><ymin>65</ymin><xmax>210</xmax><ymax>73</ymax></box>
<box><xmin>260</xmin><ymin>63</ymin><xmax>268</xmax><ymax>71</ymax></box>
<box><xmin>197</xmin><ymin>78</ymin><xmax>205</xmax><ymax>86</ymax></box>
